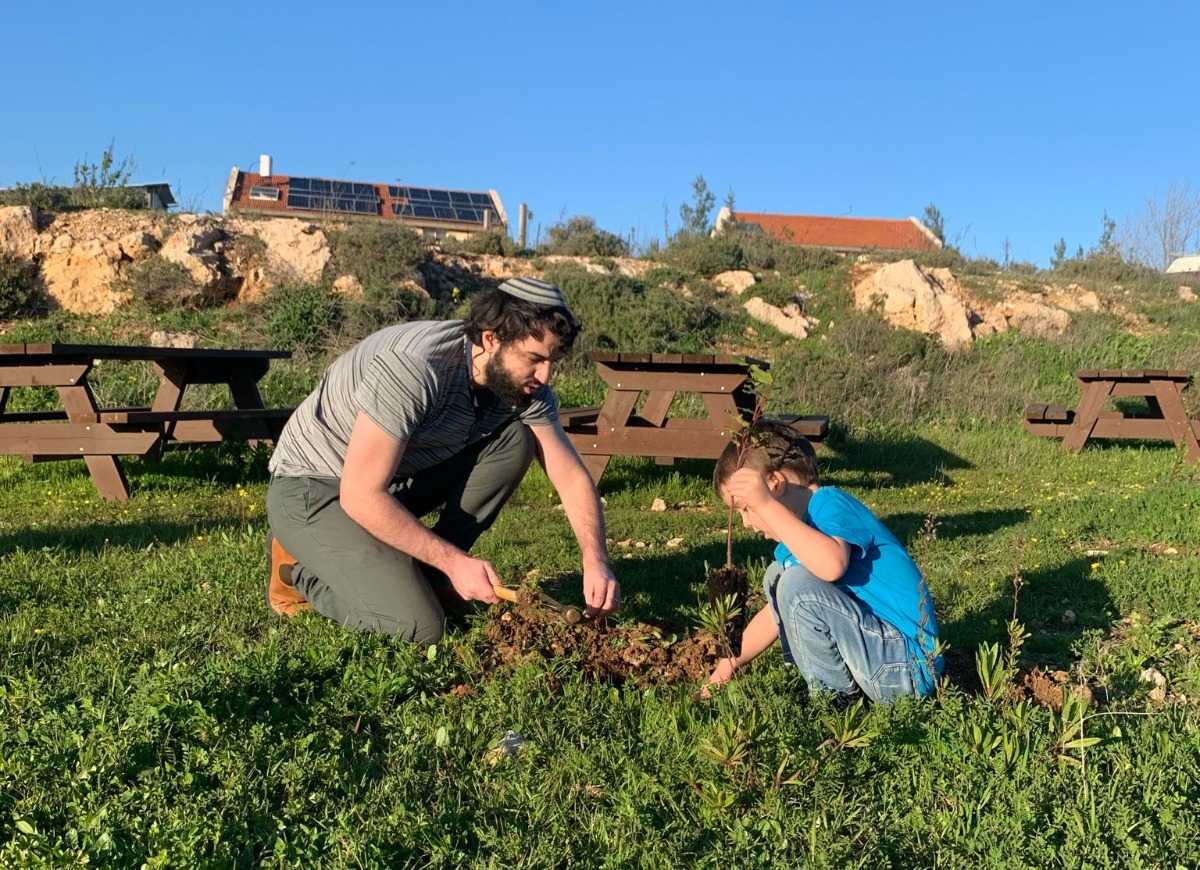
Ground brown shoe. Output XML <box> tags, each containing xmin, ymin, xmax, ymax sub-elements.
<box><xmin>266</xmin><ymin>535</ymin><xmax>309</xmax><ymax>616</ymax></box>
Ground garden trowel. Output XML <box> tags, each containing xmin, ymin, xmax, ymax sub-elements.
<box><xmin>492</xmin><ymin>585</ymin><xmax>583</xmax><ymax>625</ymax></box>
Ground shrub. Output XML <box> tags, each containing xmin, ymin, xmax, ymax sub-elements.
<box><xmin>658</xmin><ymin>234</ymin><xmax>745</xmax><ymax>277</ymax></box>
<box><xmin>0</xmin><ymin>183</ymin><xmax>72</xmax><ymax>211</ymax></box>
<box><xmin>1052</xmin><ymin>252</ymin><xmax>1164</xmax><ymax>285</ymax></box>
<box><xmin>263</xmin><ymin>283</ymin><xmax>343</xmax><ymax>354</ymax></box>
<box><xmin>439</xmin><ymin>230</ymin><xmax>517</xmax><ymax>257</ymax></box>
<box><xmin>325</xmin><ymin>222</ymin><xmax>430</xmax><ymax>295</ymax></box>
<box><xmin>118</xmin><ymin>256</ymin><xmax>200</xmax><ymax>311</ymax></box>
<box><xmin>540</xmin><ymin>216</ymin><xmax>630</xmax><ymax>257</ymax></box>
<box><xmin>541</xmin><ymin>262</ymin><xmax>723</xmax><ymax>369</ymax></box>
<box><xmin>0</xmin><ymin>253</ymin><xmax>45</xmax><ymax>318</ymax></box>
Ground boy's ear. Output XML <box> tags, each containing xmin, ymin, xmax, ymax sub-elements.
<box><xmin>766</xmin><ymin>470</ymin><xmax>788</xmax><ymax>494</ymax></box>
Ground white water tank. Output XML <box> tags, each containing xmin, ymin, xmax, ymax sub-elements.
<box><xmin>260</xmin><ymin>154</ymin><xmax>272</xmax><ymax>177</ymax></box>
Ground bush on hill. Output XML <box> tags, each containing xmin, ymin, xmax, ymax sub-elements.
<box><xmin>0</xmin><ymin>253</ymin><xmax>45</xmax><ymax>318</ymax></box>
<box><xmin>540</xmin><ymin>216</ymin><xmax>630</xmax><ymax>258</ymax></box>
<box><xmin>325</xmin><ymin>222</ymin><xmax>429</xmax><ymax>295</ymax></box>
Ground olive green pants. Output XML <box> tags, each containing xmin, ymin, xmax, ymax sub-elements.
<box><xmin>266</xmin><ymin>421</ymin><xmax>534</xmax><ymax>641</ymax></box>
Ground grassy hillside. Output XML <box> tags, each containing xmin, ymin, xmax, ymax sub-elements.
<box><xmin>2</xmin><ymin>238</ymin><xmax>1199</xmax><ymax>867</ymax></box>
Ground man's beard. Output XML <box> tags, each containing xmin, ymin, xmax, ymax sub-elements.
<box><xmin>484</xmin><ymin>350</ymin><xmax>534</xmax><ymax>408</ymax></box>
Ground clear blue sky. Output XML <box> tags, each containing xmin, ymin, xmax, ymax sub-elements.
<box><xmin>2</xmin><ymin>1</ymin><xmax>1195</xmax><ymax>267</ymax></box>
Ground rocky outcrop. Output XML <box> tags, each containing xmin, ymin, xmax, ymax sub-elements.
<box><xmin>853</xmin><ymin>260</ymin><xmax>976</xmax><ymax>348</ymax></box>
<box><xmin>852</xmin><ymin>259</ymin><xmax>1094</xmax><ymax>348</ymax></box>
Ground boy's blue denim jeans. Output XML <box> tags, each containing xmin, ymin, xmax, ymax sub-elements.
<box><xmin>764</xmin><ymin>561</ymin><xmax>917</xmax><ymax>703</ymax></box>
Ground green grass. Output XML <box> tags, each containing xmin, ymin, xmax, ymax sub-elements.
<box><xmin>2</xmin><ymin>423</ymin><xmax>1199</xmax><ymax>868</ymax></box>
<box><xmin>3</xmin><ymin>258</ymin><xmax>1200</xmax><ymax>866</ymax></box>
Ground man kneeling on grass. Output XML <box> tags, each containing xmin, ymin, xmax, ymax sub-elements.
<box><xmin>264</xmin><ymin>277</ymin><xmax>620</xmax><ymax>640</ymax></box>
<box><xmin>704</xmin><ymin>419</ymin><xmax>943</xmax><ymax>703</ymax></box>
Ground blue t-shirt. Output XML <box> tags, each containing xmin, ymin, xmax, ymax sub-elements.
<box><xmin>774</xmin><ymin>486</ymin><xmax>943</xmax><ymax>695</ymax></box>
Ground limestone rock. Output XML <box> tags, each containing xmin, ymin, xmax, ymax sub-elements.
<box><xmin>713</xmin><ymin>270</ymin><xmax>756</xmax><ymax>295</ymax></box>
<box><xmin>160</xmin><ymin>218</ymin><xmax>236</xmax><ymax>304</ymax></box>
<box><xmin>0</xmin><ymin>206</ymin><xmax>39</xmax><ymax>258</ymax></box>
<box><xmin>743</xmin><ymin>296</ymin><xmax>812</xmax><ymax>339</ymax></box>
<box><xmin>852</xmin><ymin>259</ymin><xmax>975</xmax><ymax>349</ymax></box>
<box><xmin>997</xmin><ymin>294</ymin><xmax>1072</xmax><ymax>339</ymax></box>
<box><xmin>149</xmin><ymin>330</ymin><xmax>201</xmax><ymax>349</ymax></box>
<box><xmin>1179</xmin><ymin>285</ymin><xmax>1197</xmax><ymax>302</ymax></box>
<box><xmin>333</xmin><ymin>275</ymin><xmax>364</xmax><ymax>298</ymax></box>
<box><xmin>229</xmin><ymin>218</ymin><xmax>331</xmax><ymax>285</ymax></box>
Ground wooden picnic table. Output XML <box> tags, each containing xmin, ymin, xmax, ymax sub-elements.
<box><xmin>560</xmin><ymin>351</ymin><xmax>828</xmax><ymax>483</ymax></box>
<box><xmin>0</xmin><ymin>342</ymin><xmax>294</xmax><ymax>500</ymax></box>
<box><xmin>1023</xmin><ymin>368</ymin><xmax>1199</xmax><ymax>462</ymax></box>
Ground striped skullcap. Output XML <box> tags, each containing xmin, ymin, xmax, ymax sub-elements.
<box><xmin>497</xmin><ymin>277</ymin><xmax>568</xmax><ymax>309</ymax></box>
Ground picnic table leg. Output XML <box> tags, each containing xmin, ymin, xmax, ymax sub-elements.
<box><xmin>1061</xmin><ymin>381</ymin><xmax>1115</xmax><ymax>452</ymax></box>
<box><xmin>55</xmin><ymin>377</ymin><xmax>140</xmax><ymax>501</ymax></box>
<box><xmin>151</xmin><ymin>363</ymin><xmax>187</xmax><ymax>412</ymax></box>
<box><xmin>84</xmin><ymin>455</ymin><xmax>132</xmax><ymax>502</ymax></box>
<box><xmin>1151</xmin><ymin>380</ymin><xmax>1200</xmax><ymax>463</ymax></box>
<box><xmin>640</xmin><ymin>390</ymin><xmax>676</xmax><ymax>465</ymax></box>
<box><xmin>579</xmin><ymin>454</ymin><xmax>611</xmax><ymax>484</ymax></box>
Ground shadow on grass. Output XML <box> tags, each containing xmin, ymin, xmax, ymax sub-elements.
<box><xmin>819</xmin><ymin>433</ymin><xmax>973</xmax><ymax>488</ymax></box>
<box><xmin>882</xmin><ymin>508</ymin><xmax>1030</xmax><ymax>549</ymax></box>
<box><xmin>938</xmin><ymin>556</ymin><xmax>1118</xmax><ymax>694</ymax></box>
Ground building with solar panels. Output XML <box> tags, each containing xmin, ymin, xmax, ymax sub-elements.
<box><xmin>222</xmin><ymin>156</ymin><xmax>507</xmax><ymax>240</ymax></box>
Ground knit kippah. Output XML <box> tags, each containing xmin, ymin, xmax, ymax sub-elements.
<box><xmin>497</xmin><ymin>277</ymin><xmax>568</xmax><ymax>309</ymax></box>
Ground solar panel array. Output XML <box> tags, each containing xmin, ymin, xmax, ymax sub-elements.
<box><xmin>388</xmin><ymin>186</ymin><xmax>497</xmax><ymax>225</ymax></box>
<box><xmin>286</xmin><ymin>177</ymin><xmax>380</xmax><ymax>215</ymax></box>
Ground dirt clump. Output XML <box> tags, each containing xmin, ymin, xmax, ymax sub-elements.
<box><xmin>483</xmin><ymin>589</ymin><xmax>719</xmax><ymax>688</ymax></box>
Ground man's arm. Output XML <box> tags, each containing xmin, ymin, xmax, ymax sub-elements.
<box><xmin>529</xmin><ymin>420</ymin><xmax>620</xmax><ymax>616</ymax></box>
<box><xmin>340</xmin><ymin>411</ymin><xmax>500</xmax><ymax>603</ymax></box>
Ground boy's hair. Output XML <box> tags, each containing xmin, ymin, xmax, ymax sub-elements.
<box><xmin>713</xmin><ymin>418</ymin><xmax>820</xmax><ymax>493</ymax></box>
<box><xmin>462</xmin><ymin>285</ymin><xmax>581</xmax><ymax>352</ymax></box>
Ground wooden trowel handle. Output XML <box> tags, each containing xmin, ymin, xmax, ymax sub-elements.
<box><xmin>492</xmin><ymin>585</ymin><xmax>520</xmax><ymax>603</ymax></box>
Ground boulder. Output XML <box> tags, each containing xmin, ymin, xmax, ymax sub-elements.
<box><xmin>231</xmin><ymin>218</ymin><xmax>331</xmax><ymax>285</ymax></box>
<box><xmin>743</xmin><ymin>296</ymin><xmax>813</xmax><ymax>339</ymax></box>
<box><xmin>713</xmin><ymin>270</ymin><xmax>756</xmax><ymax>295</ymax></box>
<box><xmin>0</xmin><ymin>206</ymin><xmax>39</xmax><ymax>258</ymax></box>
<box><xmin>853</xmin><ymin>259</ymin><xmax>975</xmax><ymax>349</ymax></box>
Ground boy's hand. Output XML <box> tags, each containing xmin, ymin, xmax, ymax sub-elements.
<box><xmin>700</xmin><ymin>657</ymin><xmax>739</xmax><ymax>699</ymax></box>
<box><xmin>725</xmin><ymin>468</ymin><xmax>774</xmax><ymax>512</ymax></box>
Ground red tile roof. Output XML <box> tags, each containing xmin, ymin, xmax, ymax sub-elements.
<box><xmin>734</xmin><ymin>212</ymin><xmax>939</xmax><ymax>251</ymax></box>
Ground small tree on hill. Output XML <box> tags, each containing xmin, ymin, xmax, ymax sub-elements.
<box><xmin>677</xmin><ymin>174</ymin><xmax>715</xmax><ymax>239</ymax></box>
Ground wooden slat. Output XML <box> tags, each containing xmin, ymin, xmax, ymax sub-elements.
<box><xmin>17</xmin><ymin>343</ymin><xmax>290</xmax><ymax>361</ymax></box>
<box><xmin>99</xmin><ymin>407</ymin><xmax>293</xmax><ymax>425</ymax></box>
<box><xmin>0</xmin><ymin>422</ymin><xmax>161</xmax><ymax>456</ymax></box>
<box><xmin>0</xmin><ymin>343</ymin><xmax>28</xmax><ymax>355</ymax></box>
<box><xmin>1023</xmin><ymin>403</ymin><xmax>1049</xmax><ymax>422</ymax></box>
<box><xmin>595</xmin><ymin>369</ymin><xmax>748</xmax><ymax>394</ymax></box>
<box><xmin>558</xmin><ymin>405</ymin><xmax>602</xmax><ymax>427</ymax></box>
<box><xmin>0</xmin><ymin>363</ymin><xmax>91</xmax><ymax>388</ymax></box>
<box><xmin>1045</xmin><ymin>404</ymin><xmax>1071</xmax><ymax>422</ymax></box>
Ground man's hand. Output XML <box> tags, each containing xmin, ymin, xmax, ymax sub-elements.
<box><xmin>583</xmin><ymin>562</ymin><xmax>620</xmax><ymax>618</ymax></box>
<box><xmin>447</xmin><ymin>552</ymin><xmax>501</xmax><ymax>604</ymax></box>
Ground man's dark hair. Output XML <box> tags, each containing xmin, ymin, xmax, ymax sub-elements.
<box><xmin>713</xmin><ymin>418</ymin><xmax>820</xmax><ymax>493</ymax></box>
<box><xmin>462</xmin><ymin>287</ymin><xmax>581</xmax><ymax>351</ymax></box>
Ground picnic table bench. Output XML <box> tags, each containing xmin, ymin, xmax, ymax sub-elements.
<box><xmin>0</xmin><ymin>342</ymin><xmax>294</xmax><ymax>500</ymax></box>
<box><xmin>560</xmin><ymin>351</ymin><xmax>829</xmax><ymax>483</ymax></box>
<box><xmin>1023</xmin><ymin>368</ymin><xmax>1199</xmax><ymax>462</ymax></box>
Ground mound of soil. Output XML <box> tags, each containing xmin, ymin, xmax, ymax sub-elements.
<box><xmin>483</xmin><ymin>590</ymin><xmax>720</xmax><ymax>688</ymax></box>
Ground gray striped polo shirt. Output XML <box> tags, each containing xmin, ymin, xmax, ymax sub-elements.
<box><xmin>268</xmin><ymin>319</ymin><xmax>558</xmax><ymax>480</ymax></box>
